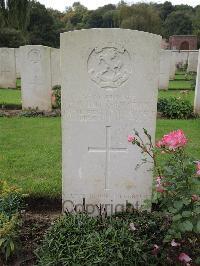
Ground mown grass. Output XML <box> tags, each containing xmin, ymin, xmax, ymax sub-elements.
<box><xmin>0</xmin><ymin>117</ymin><xmax>199</xmax><ymax>199</ymax></box>
<box><xmin>0</xmin><ymin>118</ymin><xmax>61</xmax><ymax>199</ymax></box>
<box><xmin>168</xmin><ymin>80</ymin><xmax>193</xmax><ymax>90</ymax></box>
<box><xmin>0</xmin><ymin>88</ymin><xmax>21</xmax><ymax>105</ymax></box>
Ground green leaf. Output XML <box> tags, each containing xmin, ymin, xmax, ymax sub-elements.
<box><xmin>182</xmin><ymin>211</ymin><xmax>192</xmax><ymax>218</ymax></box>
<box><xmin>168</xmin><ymin>207</ymin><xmax>177</xmax><ymax>214</ymax></box>
<box><xmin>196</xmin><ymin>221</ymin><xmax>200</xmax><ymax>233</ymax></box>
<box><xmin>180</xmin><ymin>221</ymin><xmax>193</xmax><ymax>232</ymax></box>
<box><xmin>172</xmin><ymin>214</ymin><xmax>182</xmax><ymax>221</ymax></box>
<box><xmin>182</xmin><ymin>198</ymin><xmax>191</xmax><ymax>206</ymax></box>
<box><xmin>117</xmin><ymin>251</ymin><xmax>123</xmax><ymax>260</ymax></box>
<box><xmin>174</xmin><ymin>201</ymin><xmax>183</xmax><ymax>210</ymax></box>
<box><xmin>10</xmin><ymin>241</ymin><xmax>15</xmax><ymax>252</ymax></box>
<box><xmin>194</xmin><ymin>207</ymin><xmax>200</xmax><ymax>214</ymax></box>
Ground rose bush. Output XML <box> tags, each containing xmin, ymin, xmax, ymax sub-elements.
<box><xmin>129</xmin><ymin>128</ymin><xmax>200</xmax><ymax>265</ymax></box>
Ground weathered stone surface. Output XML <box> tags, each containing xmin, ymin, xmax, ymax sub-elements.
<box><xmin>20</xmin><ymin>45</ymin><xmax>52</xmax><ymax>111</ymax></box>
<box><xmin>170</xmin><ymin>51</ymin><xmax>176</xmax><ymax>80</ymax></box>
<box><xmin>174</xmin><ymin>50</ymin><xmax>189</xmax><ymax>67</ymax></box>
<box><xmin>61</xmin><ymin>29</ymin><xmax>161</xmax><ymax>215</ymax></box>
<box><xmin>51</xmin><ymin>48</ymin><xmax>61</xmax><ymax>87</ymax></box>
<box><xmin>15</xmin><ymin>48</ymin><xmax>21</xmax><ymax>78</ymax></box>
<box><xmin>194</xmin><ymin>50</ymin><xmax>200</xmax><ymax>115</ymax></box>
<box><xmin>0</xmin><ymin>48</ymin><xmax>16</xmax><ymax>88</ymax></box>
<box><xmin>159</xmin><ymin>50</ymin><xmax>171</xmax><ymax>90</ymax></box>
<box><xmin>187</xmin><ymin>51</ymin><xmax>198</xmax><ymax>72</ymax></box>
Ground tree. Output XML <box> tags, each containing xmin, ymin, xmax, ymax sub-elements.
<box><xmin>164</xmin><ymin>11</ymin><xmax>193</xmax><ymax>37</ymax></box>
<box><xmin>0</xmin><ymin>0</ymin><xmax>30</xmax><ymax>32</ymax></box>
<box><xmin>160</xmin><ymin>1</ymin><xmax>174</xmax><ymax>20</ymax></box>
<box><xmin>28</xmin><ymin>1</ymin><xmax>60</xmax><ymax>47</ymax></box>
<box><xmin>0</xmin><ymin>27</ymin><xmax>26</xmax><ymax>47</ymax></box>
<box><xmin>7</xmin><ymin>0</ymin><xmax>30</xmax><ymax>32</ymax></box>
<box><xmin>86</xmin><ymin>10</ymin><xmax>103</xmax><ymax>28</ymax></box>
<box><xmin>192</xmin><ymin>6</ymin><xmax>200</xmax><ymax>47</ymax></box>
<box><xmin>120</xmin><ymin>4</ymin><xmax>162</xmax><ymax>35</ymax></box>
<box><xmin>63</xmin><ymin>2</ymin><xmax>88</xmax><ymax>30</ymax></box>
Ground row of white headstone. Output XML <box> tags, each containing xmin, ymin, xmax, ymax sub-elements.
<box><xmin>159</xmin><ymin>49</ymin><xmax>199</xmax><ymax>90</ymax></box>
<box><xmin>159</xmin><ymin>49</ymin><xmax>200</xmax><ymax>115</ymax></box>
<box><xmin>0</xmin><ymin>41</ymin><xmax>200</xmax><ymax>114</ymax></box>
<box><xmin>0</xmin><ymin>46</ymin><xmax>61</xmax><ymax>111</ymax></box>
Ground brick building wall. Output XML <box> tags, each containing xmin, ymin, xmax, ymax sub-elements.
<box><xmin>169</xmin><ymin>35</ymin><xmax>197</xmax><ymax>50</ymax></box>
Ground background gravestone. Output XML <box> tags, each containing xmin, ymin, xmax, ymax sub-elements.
<box><xmin>187</xmin><ymin>51</ymin><xmax>198</xmax><ymax>72</ymax></box>
<box><xmin>194</xmin><ymin>50</ymin><xmax>200</xmax><ymax>115</ymax></box>
<box><xmin>15</xmin><ymin>48</ymin><xmax>21</xmax><ymax>79</ymax></box>
<box><xmin>170</xmin><ymin>51</ymin><xmax>176</xmax><ymax>79</ymax></box>
<box><xmin>61</xmin><ymin>29</ymin><xmax>161</xmax><ymax>215</ymax></box>
<box><xmin>159</xmin><ymin>50</ymin><xmax>171</xmax><ymax>90</ymax></box>
<box><xmin>174</xmin><ymin>50</ymin><xmax>189</xmax><ymax>68</ymax></box>
<box><xmin>20</xmin><ymin>45</ymin><xmax>52</xmax><ymax>111</ymax></box>
<box><xmin>51</xmin><ymin>48</ymin><xmax>61</xmax><ymax>87</ymax></box>
<box><xmin>0</xmin><ymin>48</ymin><xmax>16</xmax><ymax>88</ymax></box>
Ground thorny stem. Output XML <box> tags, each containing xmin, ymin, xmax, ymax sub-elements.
<box><xmin>136</xmin><ymin>140</ymin><xmax>162</xmax><ymax>178</ymax></box>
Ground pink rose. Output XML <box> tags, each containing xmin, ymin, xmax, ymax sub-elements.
<box><xmin>128</xmin><ymin>135</ymin><xmax>135</xmax><ymax>143</ymax></box>
<box><xmin>178</xmin><ymin>253</ymin><xmax>192</xmax><ymax>263</ymax></box>
<box><xmin>157</xmin><ymin>129</ymin><xmax>187</xmax><ymax>150</ymax></box>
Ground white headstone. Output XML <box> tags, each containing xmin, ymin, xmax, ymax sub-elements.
<box><xmin>15</xmin><ymin>48</ymin><xmax>21</xmax><ymax>78</ymax></box>
<box><xmin>194</xmin><ymin>50</ymin><xmax>200</xmax><ymax>115</ymax></box>
<box><xmin>174</xmin><ymin>50</ymin><xmax>189</xmax><ymax>68</ymax></box>
<box><xmin>61</xmin><ymin>29</ymin><xmax>161</xmax><ymax>215</ymax></box>
<box><xmin>51</xmin><ymin>48</ymin><xmax>61</xmax><ymax>87</ymax></box>
<box><xmin>187</xmin><ymin>51</ymin><xmax>198</xmax><ymax>72</ymax></box>
<box><xmin>20</xmin><ymin>45</ymin><xmax>52</xmax><ymax>111</ymax></box>
<box><xmin>159</xmin><ymin>50</ymin><xmax>171</xmax><ymax>90</ymax></box>
<box><xmin>170</xmin><ymin>51</ymin><xmax>176</xmax><ymax>80</ymax></box>
<box><xmin>0</xmin><ymin>48</ymin><xmax>16</xmax><ymax>88</ymax></box>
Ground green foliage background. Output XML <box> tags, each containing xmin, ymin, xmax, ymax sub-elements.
<box><xmin>0</xmin><ymin>1</ymin><xmax>200</xmax><ymax>48</ymax></box>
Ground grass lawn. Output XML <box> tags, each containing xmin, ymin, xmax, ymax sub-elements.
<box><xmin>168</xmin><ymin>80</ymin><xmax>193</xmax><ymax>90</ymax></box>
<box><xmin>174</xmin><ymin>74</ymin><xmax>186</xmax><ymax>80</ymax></box>
<box><xmin>174</xmin><ymin>73</ymin><xmax>196</xmax><ymax>81</ymax></box>
<box><xmin>0</xmin><ymin>117</ymin><xmax>199</xmax><ymax>199</ymax></box>
<box><xmin>158</xmin><ymin>90</ymin><xmax>195</xmax><ymax>105</ymax></box>
<box><xmin>0</xmin><ymin>88</ymin><xmax>21</xmax><ymax>105</ymax></box>
<box><xmin>0</xmin><ymin>118</ymin><xmax>61</xmax><ymax>199</ymax></box>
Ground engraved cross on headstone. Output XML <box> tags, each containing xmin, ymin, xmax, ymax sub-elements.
<box><xmin>88</xmin><ymin>126</ymin><xmax>128</xmax><ymax>190</ymax></box>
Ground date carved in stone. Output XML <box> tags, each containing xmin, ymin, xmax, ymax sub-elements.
<box><xmin>88</xmin><ymin>47</ymin><xmax>131</xmax><ymax>89</ymax></box>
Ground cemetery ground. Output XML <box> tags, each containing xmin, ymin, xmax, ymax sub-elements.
<box><xmin>0</xmin><ymin>117</ymin><xmax>200</xmax><ymax>265</ymax></box>
<box><xmin>0</xmin><ymin>72</ymin><xmax>199</xmax><ymax>265</ymax></box>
